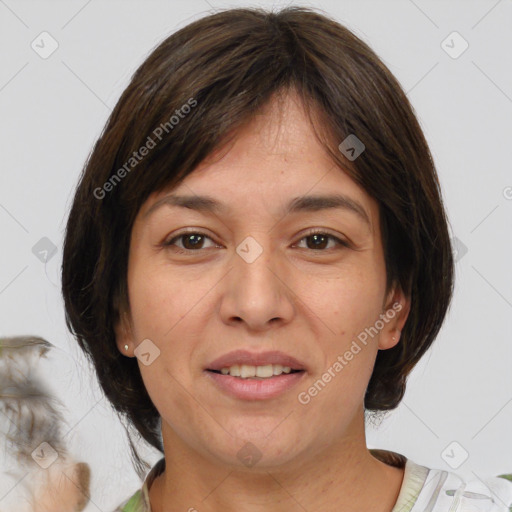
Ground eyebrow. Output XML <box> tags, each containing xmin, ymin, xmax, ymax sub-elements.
<box><xmin>144</xmin><ymin>193</ymin><xmax>371</xmax><ymax>226</ymax></box>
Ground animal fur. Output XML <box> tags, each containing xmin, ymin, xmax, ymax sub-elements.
<box><xmin>0</xmin><ymin>336</ymin><xmax>90</xmax><ymax>512</ymax></box>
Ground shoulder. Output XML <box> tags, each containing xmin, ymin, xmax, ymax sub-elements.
<box><xmin>113</xmin><ymin>490</ymin><xmax>144</xmax><ymax>512</ymax></box>
<box><xmin>399</xmin><ymin>459</ymin><xmax>512</xmax><ymax>512</ymax></box>
<box><xmin>370</xmin><ymin>449</ymin><xmax>512</xmax><ymax>512</ymax></box>
<box><xmin>113</xmin><ymin>458</ymin><xmax>165</xmax><ymax>512</ymax></box>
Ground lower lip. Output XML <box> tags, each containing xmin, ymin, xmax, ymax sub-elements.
<box><xmin>205</xmin><ymin>370</ymin><xmax>306</xmax><ymax>400</ymax></box>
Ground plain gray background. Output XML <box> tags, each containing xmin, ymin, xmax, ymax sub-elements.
<box><xmin>1</xmin><ymin>0</ymin><xmax>511</xmax><ymax>510</ymax></box>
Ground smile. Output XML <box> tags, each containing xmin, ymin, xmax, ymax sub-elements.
<box><xmin>205</xmin><ymin>367</ymin><xmax>306</xmax><ymax>400</ymax></box>
<box><xmin>213</xmin><ymin>363</ymin><xmax>299</xmax><ymax>378</ymax></box>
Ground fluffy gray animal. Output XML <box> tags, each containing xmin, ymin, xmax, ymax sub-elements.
<box><xmin>0</xmin><ymin>336</ymin><xmax>90</xmax><ymax>512</ymax></box>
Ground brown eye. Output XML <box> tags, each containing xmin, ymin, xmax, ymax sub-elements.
<box><xmin>295</xmin><ymin>231</ymin><xmax>348</xmax><ymax>251</ymax></box>
<box><xmin>181</xmin><ymin>234</ymin><xmax>206</xmax><ymax>249</ymax></box>
<box><xmin>165</xmin><ymin>232</ymin><xmax>217</xmax><ymax>251</ymax></box>
<box><xmin>305</xmin><ymin>233</ymin><xmax>329</xmax><ymax>250</ymax></box>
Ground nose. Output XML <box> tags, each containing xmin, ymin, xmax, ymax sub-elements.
<box><xmin>219</xmin><ymin>239</ymin><xmax>295</xmax><ymax>332</ymax></box>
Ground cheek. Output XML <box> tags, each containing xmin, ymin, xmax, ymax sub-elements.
<box><xmin>138</xmin><ymin>359</ymin><xmax>204</xmax><ymax>448</ymax></box>
<box><xmin>301</xmin><ymin>266</ymin><xmax>385</xmax><ymax>330</ymax></box>
<box><xmin>127</xmin><ymin>260</ymin><xmax>215</xmax><ymax>340</ymax></box>
<box><xmin>297</xmin><ymin>269</ymin><xmax>384</xmax><ymax>395</ymax></box>
<box><xmin>127</xmin><ymin>262</ymin><xmax>216</xmax><ymax>399</ymax></box>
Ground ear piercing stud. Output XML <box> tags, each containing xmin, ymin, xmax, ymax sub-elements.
<box><xmin>124</xmin><ymin>344</ymin><xmax>129</xmax><ymax>351</ymax></box>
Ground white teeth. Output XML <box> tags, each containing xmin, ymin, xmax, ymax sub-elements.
<box><xmin>217</xmin><ymin>364</ymin><xmax>296</xmax><ymax>378</ymax></box>
<box><xmin>273</xmin><ymin>364</ymin><xmax>283</xmax><ymax>375</ymax></box>
<box><xmin>240</xmin><ymin>365</ymin><xmax>255</xmax><ymax>378</ymax></box>
<box><xmin>229</xmin><ymin>364</ymin><xmax>240</xmax><ymax>377</ymax></box>
<box><xmin>256</xmin><ymin>365</ymin><xmax>273</xmax><ymax>378</ymax></box>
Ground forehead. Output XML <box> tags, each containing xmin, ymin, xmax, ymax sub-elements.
<box><xmin>139</xmin><ymin>91</ymin><xmax>379</xmax><ymax>230</ymax></box>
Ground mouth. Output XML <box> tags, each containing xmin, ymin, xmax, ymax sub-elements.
<box><xmin>205</xmin><ymin>349</ymin><xmax>307</xmax><ymax>375</ymax></box>
<box><xmin>206</xmin><ymin>365</ymin><xmax>304</xmax><ymax>379</ymax></box>
<box><xmin>204</xmin><ymin>350</ymin><xmax>307</xmax><ymax>400</ymax></box>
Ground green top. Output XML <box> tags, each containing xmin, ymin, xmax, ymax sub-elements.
<box><xmin>119</xmin><ymin>492</ymin><xmax>143</xmax><ymax>512</ymax></box>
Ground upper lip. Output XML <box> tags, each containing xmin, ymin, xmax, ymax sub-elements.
<box><xmin>206</xmin><ymin>350</ymin><xmax>307</xmax><ymax>371</ymax></box>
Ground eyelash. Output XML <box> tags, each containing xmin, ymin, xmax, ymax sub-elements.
<box><xmin>163</xmin><ymin>229</ymin><xmax>349</xmax><ymax>254</ymax></box>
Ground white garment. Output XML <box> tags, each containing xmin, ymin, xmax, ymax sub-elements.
<box><xmin>393</xmin><ymin>458</ymin><xmax>512</xmax><ymax>512</ymax></box>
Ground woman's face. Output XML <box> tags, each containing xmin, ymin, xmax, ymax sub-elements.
<box><xmin>117</xmin><ymin>91</ymin><xmax>409</xmax><ymax>469</ymax></box>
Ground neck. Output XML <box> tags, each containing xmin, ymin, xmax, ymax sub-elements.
<box><xmin>149</xmin><ymin>418</ymin><xmax>404</xmax><ymax>512</ymax></box>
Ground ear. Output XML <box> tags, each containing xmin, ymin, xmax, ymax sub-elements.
<box><xmin>378</xmin><ymin>282</ymin><xmax>411</xmax><ymax>351</ymax></box>
<box><xmin>114</xmin><ymin>310</ymin><xmax>134</xmax><ymax>357</ymax></box>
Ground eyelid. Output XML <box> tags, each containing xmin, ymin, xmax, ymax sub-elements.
<box><xmin>164</xmin><ymin>229</ymin><xmax>220</xmax><ymax>248</ymax></box>
<box><xmin>164</xmin><ymin>228</ymin><xmax>350</xmax><ymax>251</ymax></box>
<box><xmin>294</xmin><ymin>228</ymin><xmax>350</xmax><ymax>249</ymax></box>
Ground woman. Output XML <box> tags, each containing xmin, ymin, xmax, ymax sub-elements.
<box><xmin>61</xmin><ymin>6</ymin><xmax>512</xmax><ymax>512</ymax></box>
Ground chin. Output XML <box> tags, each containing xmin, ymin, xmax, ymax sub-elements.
<box><xmin>198</xmin><ymin>420</ymin><xmax>304</xmax><ymax>471</ymax></box>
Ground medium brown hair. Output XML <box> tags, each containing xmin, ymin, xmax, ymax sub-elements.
<box><xmin>62</xmin><ymin>6</ymin><xmax>454</xmax><ymax>467</ymax></box>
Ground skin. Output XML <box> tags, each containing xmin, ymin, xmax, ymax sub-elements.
<box><xmin>116</xmin><ymin>90</ymin><xmax>411</xmax><ymax>512</ymax></box>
